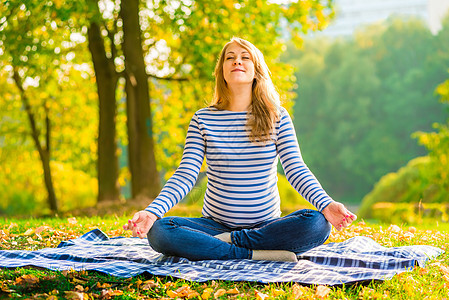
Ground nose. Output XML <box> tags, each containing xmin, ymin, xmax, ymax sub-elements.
<box><xmin>233</xmin><ymin>59</ymin><xmax>242</xmax><ymax>65</ymax></box>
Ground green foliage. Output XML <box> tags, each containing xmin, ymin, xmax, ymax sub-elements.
<box><xmin>360</xmin><ymin>52</ymin><xmax>449</xmax><ymax>221</ymax></box>
<box><xmin>283</xmin><ymin>17</ymin><xmax>449</xmax><ymax>203</ymax></box>
<box><xmin>358</xmin><ymin>156</ymin><xmax>446</xmax><ymax>218</ymax></box>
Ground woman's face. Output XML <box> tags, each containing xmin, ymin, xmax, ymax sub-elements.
<box><xmin>222</xmin><ymin>42</ymin><xmax>255</xmax><ymax>87</ymax></box>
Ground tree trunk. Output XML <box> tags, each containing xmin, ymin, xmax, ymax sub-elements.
<box><xmin>120</xmin><ymin>0</ymin><xmax>160</xmax><ymax>200</ymax></box>
<box><xmin>87</xmin><ymin>22</ymin><xmax>120</xmax><ymax>203</ymax></box>
<box><xmin>13</xmin><ymin>69</ymin><xmax>58</xmax><ymax>213</ymax></box>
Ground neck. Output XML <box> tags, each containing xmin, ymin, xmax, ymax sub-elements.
<box><xmin>226</xmin><ymin>85</ymin><xmax>252</xmax><ymax>111</ymax></box>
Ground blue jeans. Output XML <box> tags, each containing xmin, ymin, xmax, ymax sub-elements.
<box><xmin>147</xmin><ymin>209</ymin><xmax>331</xmax><ymax>261</ymax></box>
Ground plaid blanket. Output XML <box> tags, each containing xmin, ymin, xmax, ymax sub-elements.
<box><xmin>0</xmin><ymin>229</ymin><xmax>443</xmax><ymax>285</ymax></box>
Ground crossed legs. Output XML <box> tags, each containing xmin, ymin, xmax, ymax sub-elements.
<box><xmin>147</xmin><ymin>209</ymin><xmax>331</xmax><ymax>261</ymax></box>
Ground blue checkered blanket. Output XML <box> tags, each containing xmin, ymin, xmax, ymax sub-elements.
<box><xmin>0</xmin><ymin>229</ymin><xmax>443</xmax><ymax>285</ymax></box>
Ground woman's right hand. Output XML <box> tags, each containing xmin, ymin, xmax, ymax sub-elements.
<box><xmin>123</xmin><ymin>210</ymin><xmax>158</xmax><ymax>239</ymax></box>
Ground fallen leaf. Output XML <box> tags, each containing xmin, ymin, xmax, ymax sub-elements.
<box><xmin>175</xmin><ymin>286</ymin><xmax>190</xmax><ymax>297</ymax></box>
<box><xmin>226</xmin><ymin>287</ymin><xmax>239</xmax><ymax>294</ymax></box>
<box><xmin>388</xmin><ymin>224</ymin><xmax>401</xmax><ymax>233</ymax></box>
<box><xmin>315</xmin><ymin>285</ymin><xmax>331</xmax><ymax>299</ymax></box>
<box><xmin>291</xmin><ymin>283</ymin><xmax>305</xmax><ymax>299</ymax></box>
<box><xmin>64</xmin><ymin>291</ymin><xmax>86</xmax><ymax>300</ymax></box>
<box><xmin>68</xmin><ymin>217</ymin><xmax>78</xmax><ymax>225</ymax></box>
<box><xmin>273</xmin><ymin>289</ymin><xmax>285</xmax><ymax>296</ymax></box>
<box><xmin>97</xmin><ymin>282</ymin><xmax>112</xmax><ymax>288</ymax></box>
<box><xmin>418</xmin><ymin>267</ymin><xmax>429</xmax><ymax>275</ymax></box>
<box><xmin>15</xmin><ymin>274</ymin><xmax>39</xmax><ymax>286</ymax></box>
<box><xmin>36</xmin><ymin>225</ymin><xmax>52</xmax><ymax>235</ymax></box>
<box><xmin>23</xmin><ymin>228</ymin><xmax>35</xmax><ymax>236</ymax></box>
<box><xmin>71</xmin><ymin>277</ymin><xmax>88</xmax><ymax>285</ymax></box>
<box><xmin>214</xmin><ymin>288</ymin><xmax>226</xmax><ymax>298</ymax></box>
<box><xmin>201</xmin><ymin>287</ymin><xmax>213</xmax><ymax>299</ymax></box>
<box><xmin>408</xmin><ymin>226</ymin><xmax>417</xmax><ymax>234</ymax></box>
<box><xmin>439</xmin><ymin>264</ymin><xmax>449</xmax><ymax>276</ymax></box>
<box><xmin>7</xmin><ymin>223</ymin><xmax>18</xmax><ymax>231</ymax></box>
<box><xmin>403</xmin><ymin>232</ymin><xmax>414</xmax><ymax>239</ymax></box>
<box><xmin>100</xmin><ymin>288</ymin><xmax>123</xmax><ymax>299</ymax></box>
<box><xmin>255</xmin><ymin>289</ymin><xmax>269</xmax><ymax>300</ymax></box>
<box><xmin>188</xmin><ymin>290</ymin><xmax>200</xmax><ymax>299</ymax></box>
<box><xmin>166</xmin><ymin>290</ymin><xmax>178</xmax><ymax>298</ymax></box>
<box><xmin>141</xmin><ymin>279</ymin><xmax>158</xmax><ymax>290</ymax></box>
<box><xmin>110</xmin><ymin>290</ymin><xmax>123</xmax><ymax>296</ymax></box>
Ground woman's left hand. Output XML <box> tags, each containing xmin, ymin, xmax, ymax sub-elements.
<box><xmin>321</xmin><ymin>202</ymin><xmax>357</xmax><ymax>231</ymax></box>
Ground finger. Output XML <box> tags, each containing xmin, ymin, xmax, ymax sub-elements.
<box><xmin>345</xmin><ymin>210</ymin><xmax>357</xmax><ymax>220</ymax></box>
<box><xmin>126</xmin><ymin>219</ymin><xmax>134</xmax><ymax>229</ymax></box>
<box><xmin>131</xmin><ymin>212</ymin><xmax>142</xmax><ymax>224</ymax></box>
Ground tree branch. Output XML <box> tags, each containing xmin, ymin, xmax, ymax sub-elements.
<box><xmin>12</xmin><ymin>67</ymin><xmax>44</xmax><ymax>154</ymax></box>
<box><xmin>44</xmin><ymin>100</ymin><xmax>50</xmax><ymax>153</ymax></box>
<box><xmin>103</xmin><ymin>21</ymin><xmax>118</xmax><ymax>60</ymax></box>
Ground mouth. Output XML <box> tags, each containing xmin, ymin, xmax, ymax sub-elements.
<box><xmin>231</xmin><ymin>69</ymin><xmax>245</xmax><ymax>72</ymax></box>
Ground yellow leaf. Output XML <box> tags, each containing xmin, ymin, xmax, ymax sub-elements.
<box><xmin>23</xmin><ymin>228</ymin><xmax>35</xmax><ymax>236</ymax></box>
<box><xmin>96</xmin><ymin>282</ymin><xmax>112</xmax><ymax>288</ymax></box>
<box><xmin>15</xmin><ymin>274</ymin><xmax>39</xmax><ymax>286</ymax></box>
<box><xmin>226</xmin><ymin>288</ymin><xmax>239</xmax><ymax>294</ymax></box>
<box><xmin>255</xmin><ymin>289</ymin><xmax>269</xmax><ymax>300</ymax></box>
<box><xmin>273</xmin><ymin>289</ymin><xmax>285</xmax><ymax>296</ymax></box>
<box><xmin>110</xmin><ymin>290</ymin><xmax>123</xmax><ymax>296</ymax></box>
<box><xmin>167</xmin><ymin>290</ymin><xmax>178</xmax><ymax>298</ymax></box>
<box><xmin>202</xmin><ymin>288</ymin><xmax>213</xmax><ymax>299</ymax></box>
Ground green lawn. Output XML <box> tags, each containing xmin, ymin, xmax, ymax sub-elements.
<box><xmin>1</xmin><ymin>209</ymin><xmax>448</xmax><ymax>299</ymax></box>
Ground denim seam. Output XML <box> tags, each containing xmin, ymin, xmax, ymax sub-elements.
<box><xmin>169</xmin><ymin>217</ymin><xmax>229</xmax><ymax>233</ymax></box>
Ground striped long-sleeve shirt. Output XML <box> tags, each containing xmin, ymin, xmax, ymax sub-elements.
<box><xmin>145</xmin><ymin>106</ymin><xmax>334</xmax><ymax>228</ymax></box>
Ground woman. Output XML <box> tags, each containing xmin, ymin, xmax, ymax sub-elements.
<box><xmin>123</xmin><ymin>37</ymin><xmax>356</xmax><ymax>262</ymax></box>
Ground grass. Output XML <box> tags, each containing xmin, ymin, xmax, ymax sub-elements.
<box><xmin>1</xmin><ymin>208</ymin><xmax>449</xmax><ymax>299</ymax></box>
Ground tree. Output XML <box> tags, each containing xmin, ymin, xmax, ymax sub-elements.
<box><xmin>283</xmin><ymin>18</ymin><xmax>449</xmax><ymax>202</ymax></box>
<box><xmin>1</xmin><ymin>0</ymin><xmax>336</xmax><ymax>212</ymax></box>
<box><xmin>0</xmin><ymin>2</ymin><xmax>95</xmax><ymax>212</ymax></box>
<box><xmin>87</xmin><ymin>19</ymin><xmax>121</xmax><ymax>203</ymax></box>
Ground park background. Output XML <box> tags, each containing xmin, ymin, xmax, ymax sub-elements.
<box><xmin>1</xmin><ymin>0</ymin><xmax>449</xmax><ymax>224</ymax></box>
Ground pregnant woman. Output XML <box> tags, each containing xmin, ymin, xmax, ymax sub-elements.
<box><xmin>123</xmin><ymin>37</ymin><xmax>356</xmax><ymax>262</ymax></box>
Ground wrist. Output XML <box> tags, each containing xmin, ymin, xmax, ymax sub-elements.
<box><xmin>144</xmin><ymin>211</ymin><xmax>159</xmax><ymax>222</ymax></box>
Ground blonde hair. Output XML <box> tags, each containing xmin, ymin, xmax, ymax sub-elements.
<box><xmin>211</xmin><ymin>37</ymin><xmax>280</xmax><ymax>143</ymax></box>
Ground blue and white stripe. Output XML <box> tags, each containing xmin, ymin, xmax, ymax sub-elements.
<box><xmin>146</xmin><ymin>106</ymin><xmax>334</xmax><ymax>228</ymax></box>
